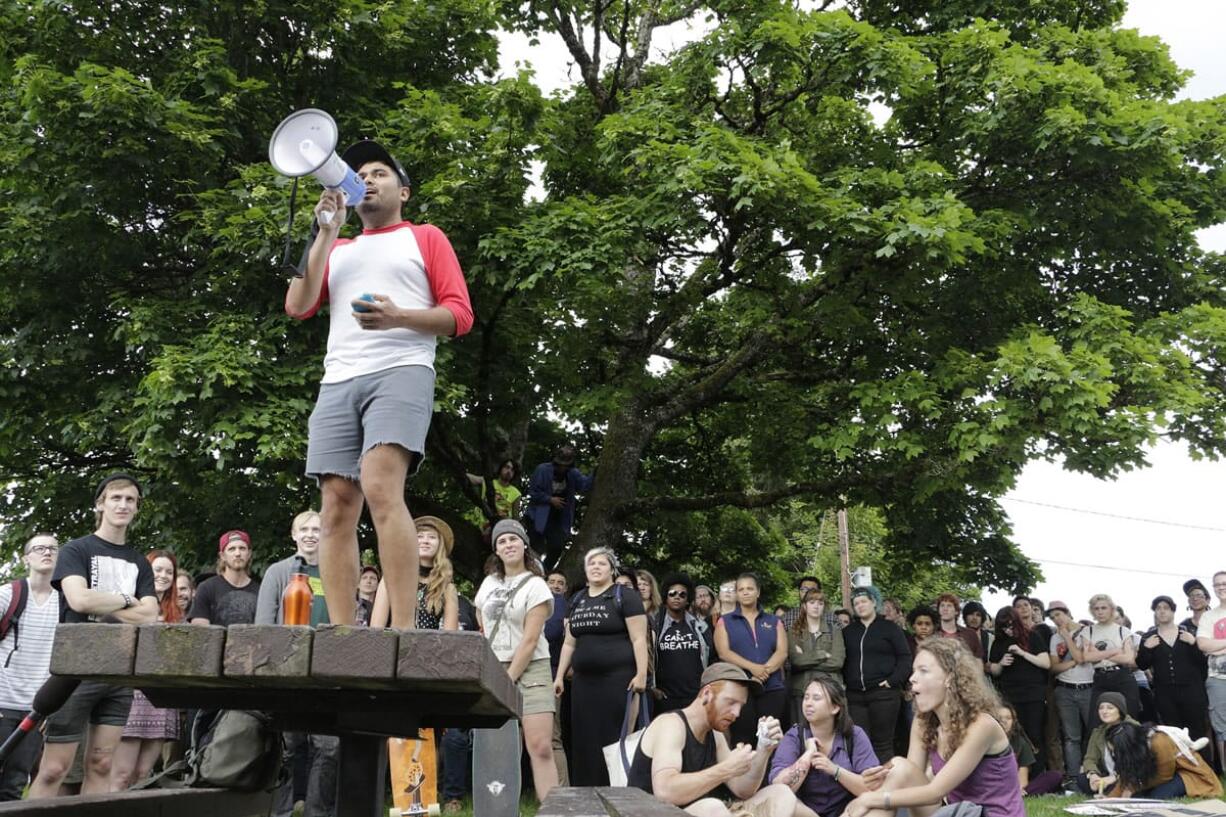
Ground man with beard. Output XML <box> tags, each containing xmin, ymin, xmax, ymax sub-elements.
<box><xmin>693</xmin><ymin>585</ymin><xmax>715</xmax><ymax>625</ymax></box>
<box><xmin>189</xmin><ymin>530</ymin><xmax>260</xmax><ymax>627</ymax></box>
<box><xmin>285</xmin><ymin>140</ymin><xmax>473</xmax><ymax>630</ymax></box>
<box><xmin>627</xmin><ymin>663</ymin><xmax>814</xmax><ymax>816</ymax></box>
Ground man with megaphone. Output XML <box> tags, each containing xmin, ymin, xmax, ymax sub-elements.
<box><xmin>284</xmin><ymin>139</ymin><xmax>473</xmax><ymax>631</ymax></box>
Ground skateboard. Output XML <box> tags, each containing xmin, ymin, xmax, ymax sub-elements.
<box><xmin>472</xmin><ymin>719</ymin><xmax>521</xmax><ymax>817</ymax></box>
<box><xmin>388</xmin><ymin>729</ymin><xmax>440</xmax><ymax>817</ymax></box>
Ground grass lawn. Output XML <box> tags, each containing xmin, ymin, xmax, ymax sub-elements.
<box><xmin>405</xmin><ymin>779</ymin><xmax>1226</xmax><ymax>816</ymax></box>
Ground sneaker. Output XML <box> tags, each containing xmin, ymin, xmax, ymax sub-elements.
<box><xmin>443</xmin><ymin>800</ymin><xmax>463</xmax><ymax>814</ymax></box>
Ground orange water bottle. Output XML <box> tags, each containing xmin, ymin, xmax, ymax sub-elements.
<box><xmin>282</xmin><ymin>557</ymin><xmax>313</xmax><ymax>626</ymax></box>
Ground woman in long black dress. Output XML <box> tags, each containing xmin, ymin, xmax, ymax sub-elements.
<box><xmin>552</xmin><ymin>546</ymin><xmax>649</xmax><ymax>785</ymax></box>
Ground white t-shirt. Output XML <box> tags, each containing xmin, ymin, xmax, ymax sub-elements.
<box><xmin>1199</xmin><ymin>605</ymin><xmax>1226</xmax><ymax>679</ymax></box>
<box><xmin>1076</xmin><ymin>622</ymin><xmax>1133</xmax><ymax>669</ymax></box>
<box><xmin>475</xmin><ymin>573</ymin><xmax>553</xmax><ymax>663</ymax></box>
<box><xmin>0</xmin><ymin>582</ymin><xmax>59</xmax><ymax>711</ymax></box>
<box><xmin>1049</xmin><ymin>631</ymin><xmax>1094</xmax><ymax>685</ymax></box>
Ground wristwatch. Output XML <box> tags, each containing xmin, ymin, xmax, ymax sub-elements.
<box><xmin>120</xmin><ymin>592</ymin><xmax>133</xmax><ymax>609</ymax></box>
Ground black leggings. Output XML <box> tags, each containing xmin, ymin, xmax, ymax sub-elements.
<box><xmin>848</xmin><ymin>687</ymin><xmax>902</xmax><ymax>764</ymax></box>
<box><xmin>1009</xmin><ymin>697</ymin><xmax>1047</xmax><ymax>773</ymax></box>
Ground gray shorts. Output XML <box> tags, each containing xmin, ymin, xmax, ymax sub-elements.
<box><xmin>43</xmin><ymin>681</ymin><xmax>134</xmax><ymax>743</ymax></box>
<box><xmin>306</xmin><ymin>364</ymin><xmax>435</xmax><ymax>482</ymax></box>
<box><xmin>1209</xmin><ymin>677</ymin><xmax>1226</xmax><ymax>740</ymax></box>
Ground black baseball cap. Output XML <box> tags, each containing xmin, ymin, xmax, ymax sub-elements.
<box><xmin>94</xmin><ymin>472</ymin><xmax>144</xmax><ymax>502</ymax></box>
<box><xmin>341</xmin><ymin>139</ymin><xmax>411</xmax><ymax>188</ymax></box>
<box><xmin>1184</xmin><ymin>579</ymin><xmax>1209</xmax><ymax>597</ymax></box>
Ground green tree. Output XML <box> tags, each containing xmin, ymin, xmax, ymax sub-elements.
<box><xmin>3</xmin><ymin>0</ymin><xmax>1225</xmax><ymax>593</ymax></box>
<box><xmin>477</xmin><ymin>0</ymin><xmax>1226</xmax><ymax>585</ymax></box>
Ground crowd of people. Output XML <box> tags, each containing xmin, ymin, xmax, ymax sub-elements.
<box><xmin>1</xmin><ymin>466</ymin><xmax>1224</xmax><ymax>817</ymax></box>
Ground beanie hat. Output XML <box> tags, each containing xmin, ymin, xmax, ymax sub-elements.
<box><xmin>490</xmin><ymin>518</ymin><xmax>529</xmax><ymax>550</ymax></box>
<box><xmin>1097</xmin><ymin>692</ymin><xmax>1127</xmax><ymax>718</ymax></box>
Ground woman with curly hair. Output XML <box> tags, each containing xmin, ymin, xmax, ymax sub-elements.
<box><xmin>842</xmin><ymin>638</ymin><xmax>1024</xmax><ymax>817</ymax></box>
<box><xmin>112</xmin><ymin>549</ymin><xmax>182</xmax><ymax>789</ymax></box>
<box><xmin>371</xmin><ymin>516</ymin><xmax>458</xmax><ymax>630</ymax></box>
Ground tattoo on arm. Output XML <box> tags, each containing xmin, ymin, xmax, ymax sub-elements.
<box><xmin>787</xmin><ymin>768</ymin><xmax>803</xmax><ymax>786</ymax></box>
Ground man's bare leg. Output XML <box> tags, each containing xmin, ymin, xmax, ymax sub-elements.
<box><xmin>738</xmin><ymin>783</ymin><xmax>817</xmax><ymax>817</ymax></box>
<box><xmin>319</xmin><ymin>475</ymin><xmax>365</xmax><ymax>626</ymax></box>
<box><xmin>359</xmin><ymin>444</ymin><xmax>418</xmax><ymax>630</ymax></box>
<box><xmin>27</xmin><ymin>741</ymin><xmax>80</xmax><ymax>798</ymax></box>
<box><xmin>854</xmin><ymin>757</ymin><xmax>938</xmax><ymax>817</ymax></box>
<box><xmin>81</xmin><ymin>724</ymin><xmax>124</xmax><ymax>794</ymax></box>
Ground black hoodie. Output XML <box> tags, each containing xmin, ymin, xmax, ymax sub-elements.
<box><xmin>842</xmin><ymin>616</ymin><xmax>912</xmax><ymax>691</ymax></box>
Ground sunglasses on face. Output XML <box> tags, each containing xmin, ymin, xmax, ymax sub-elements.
<box><xmin>667</xmin><ymin>590</ymin><xmax>688</xmax><ymax>599</ymax></box>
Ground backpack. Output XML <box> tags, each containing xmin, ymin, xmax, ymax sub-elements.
<box><xmin>139</xmin><ymin>709</ymin><xmax>282</xmax><ymax>791</ymax></box>
<box><xmin>569</xmin><ymin>583</ymin><xmax>623</xmax><ymax>617</ymax></box>
<box><xmin>0</xmin><ymin>579</ymin><xmax>29</xmax><ymax>668</ymax></box>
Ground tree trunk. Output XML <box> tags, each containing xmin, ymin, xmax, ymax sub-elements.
<box><xmin>571</xmin><ymin>400</ymin><xmax>657</xmax><ymax>561</ymax></box>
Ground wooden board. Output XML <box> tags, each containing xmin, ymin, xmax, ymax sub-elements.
<box><xmin>0</xmin><ymin>787</ymin><xmax>271</xmax><ymax>817</ymax></box>
<box><xmin>389</xmin><ymin>729</ymin><xmax>439</xmax><ymax>817</ymax></box>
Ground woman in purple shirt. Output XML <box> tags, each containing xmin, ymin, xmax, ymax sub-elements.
<box><xmin>843</xmin><ymin>638</ymin><xmax>1024</xmax><ymax>817</ymax></box>
<box><xmin>770</xmin><ymin>677</ymin><xmax>878</xmax><ymax>816</ymax></box>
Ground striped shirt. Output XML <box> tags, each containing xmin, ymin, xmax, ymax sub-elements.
<box><xmin>0</xmin><ymin>582</ymin><xmax>59</xmax><ymax>710</ymax></box>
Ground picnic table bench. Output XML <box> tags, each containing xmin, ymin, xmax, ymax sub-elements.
<box><xmin>539</xmin><ymin>786</ymin><xmax>688</xmax><ymax>816</ymax></box>
<box><xmin>0</xmin><ymin>622</ymin><xmax>520</xmax><ymax>817</ymax></box>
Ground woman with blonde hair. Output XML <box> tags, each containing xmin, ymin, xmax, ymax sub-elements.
<box><xmin>371</xmin><ymin>516</ymin><xmax>458</xmax><ymax>630</ymax></box>
<box><xmin>635</xmin><ymin>568</ymin><xmax>662</xmax><ymax>626</ymax></box>
<box><xmin>553</xmin><ymin>546</ymin><xmax>648</xmax><ymax>785</ymax></box>
<box><xmin>842</xmin><ymin>638</ymin><xmax>1024</xmax><ymax>817</ymax></box>
<box><xmin>1076</xmin><ymin>593</ymin><xmax>1139</xmax><ymax>727</ymax></box>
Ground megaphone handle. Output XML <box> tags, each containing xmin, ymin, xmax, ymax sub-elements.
<box><xmin>291</xmin><ymin>219</ymin><xmax>322</xmax><ymax>278</ymax></box>
<box><xmin>318</xmin><ymin>210</ymin><xmax>333</xmax><ymax>225</ymax></box>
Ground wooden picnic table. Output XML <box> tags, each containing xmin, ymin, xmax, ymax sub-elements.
<box><xmin>538</xmin><ymin>786</ymin><xmax>689</xmax><ymax>815</ymax></box>
<box><xmin>45</xmin><ymin>622</ymin><xmax>521</xmax><ymax>817</ymax></box>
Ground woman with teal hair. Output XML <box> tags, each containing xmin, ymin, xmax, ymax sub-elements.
<box><xmin>842</xmin><ymin>585</ymin><xmax>912</xmax><ymax>763</ymax></box>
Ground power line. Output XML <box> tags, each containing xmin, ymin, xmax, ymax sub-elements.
<box><xmin>1030</xmin><ymin>556</ymin><xmax>1200</xmax><ymax>580</ymax></box>
<box><xmin>1003</xmin><ymin>497</ymin><xmax>1226</xmax><ymax>533</ymax></box>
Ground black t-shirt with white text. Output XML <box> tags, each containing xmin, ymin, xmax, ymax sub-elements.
<box><xmin>51</xmin><ymin>534</ymin><xmax>157</xmax><ymax>624</ymax></box>
<box><xmin>189</xmin><ymin>575</ymin><xmax>261</xmax><ymax>626</ymax></box>
<box><xmin>655</xmin><ymin>615</ymin><xmax>705</xmax><ymax>701</ymax></box>
<box><xmin>568</xmin><ymin>585</ymin><xmax>645</xmax><ymax>674</ymax></box>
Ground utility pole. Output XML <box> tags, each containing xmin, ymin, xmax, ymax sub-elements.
<box><xmin>837</xmin><ymin>503</ymin><xmax>850</xmax><ymax>609</ymax></box>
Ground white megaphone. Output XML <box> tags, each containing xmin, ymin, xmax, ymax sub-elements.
<box><xmin>268</xmin><ymin>109</ymin><xmax>366</xmax><ymax>225</ymax></box>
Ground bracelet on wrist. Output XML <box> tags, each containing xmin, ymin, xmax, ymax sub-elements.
<box><xmin>884</xmin><ymin>792</ymin><xmax>892</xmax><ymax>810</ymax></box>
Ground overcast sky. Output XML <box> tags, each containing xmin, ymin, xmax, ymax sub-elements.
<box><xmin>498</xmin><ymin>1</ymin><xmax>1226</xmax><ymax>625</ymax></box>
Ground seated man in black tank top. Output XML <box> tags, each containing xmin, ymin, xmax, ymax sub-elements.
<box><xmin>627</xmin><ymin>662</ymin><xmax>818</xmax><ymax>817</ymax></box>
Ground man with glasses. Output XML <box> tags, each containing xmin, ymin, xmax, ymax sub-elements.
<box><xmin>0</xmin><ymin>535</ymin><xmax>60</xmax><ymax>799</ymax></box>
<box><xmin>1183</xmin><ymin>578</ymin><xmax>1212</xmax><ymax>634</ymax></box>
<box><xmin>653</xmin><ymin>574</ymin><xmax>711</xmax><ymax>716</ymax></box>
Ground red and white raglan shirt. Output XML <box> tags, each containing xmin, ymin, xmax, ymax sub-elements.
<box><xmin>288</xmin><ymin>221</ymin><xmax>474</xmax><ymax>383</ymax></box>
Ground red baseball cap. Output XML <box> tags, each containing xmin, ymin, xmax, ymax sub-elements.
<box><xmin>218</xmin><ymin>530</ymin><xmax>251</xmax><ymax>552</ymax></box>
